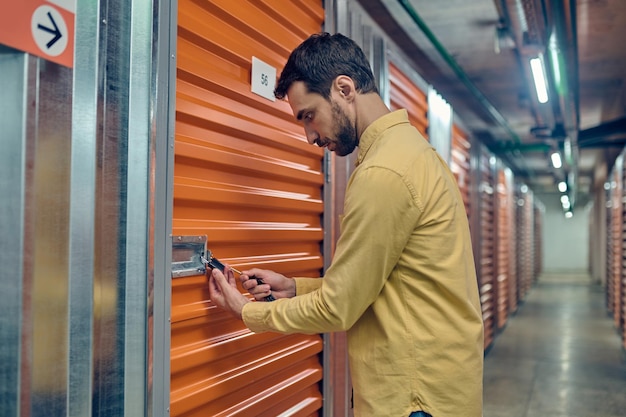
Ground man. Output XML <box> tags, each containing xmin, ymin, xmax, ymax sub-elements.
<box><xmin>208</xmin><ymin>32</ymin><xmax>484</xmax><ymax>417</ymax></box>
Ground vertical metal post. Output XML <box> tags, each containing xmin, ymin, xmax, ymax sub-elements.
<box><xmin>150</xmin><ymin>0</ymin><xmax>178</xmax><ymax>414</ymax></box>
<box><xmin>0</xmin><ymin>48</ymin><xmax>28</xmax><ymax>417</ymax></box>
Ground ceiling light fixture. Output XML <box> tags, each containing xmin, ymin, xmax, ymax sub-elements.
<box><xmin>558</xmin><ymin>181</ymin><xmax>567</xmax><ymax>192</ymax></box>
<box><xmin>551</xmin><ymin>152</ymin><xmax>562</xmax><ymax>169</ymax></box>
<box><xmin>530</xmin><ymin>57</ymin><xmax>549</xmax><ymax>103</ymax></box>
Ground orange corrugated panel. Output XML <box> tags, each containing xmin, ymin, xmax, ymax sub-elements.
<box><xmin>479</xmin><ymin>147</ymin><xmax>496</xmax><ymax>350</ymax></box>
<box><xmin>173</xmin><ymin>1</ymin><xmax>325</xmax><ymax>416</ymax></box>
<box><xmin>389</xmin><ymin>62</ymin><xmax>429</xmax><ymax>139</ymax></box>
<box><xmin>451</xmin><ymin>125</ymin><xmax>470</xmax><ymax>218</ymax></box>
<box><xmin>495</xmin><ymin>168</ymin><xmax>512</xmax><ymax>329</ymax></box>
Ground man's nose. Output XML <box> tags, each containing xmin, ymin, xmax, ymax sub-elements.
<box><xmin>304</xmin><ymin>126</ymin><xmax>318</xmax><ymax>145</ymax></box>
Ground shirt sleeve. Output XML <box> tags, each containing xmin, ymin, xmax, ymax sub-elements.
<box><xmin>294</xmin><ymin>277</ymin><xmax>323</xmax><ymax>295</ymax></box>
<box><xmin>242</xmin><ymin>165</ymin><xmax>420</xmax><ymax>334</ymax></box>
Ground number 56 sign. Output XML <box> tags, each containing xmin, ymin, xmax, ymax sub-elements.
<box><xmin>251</xmin><ymin>56</ymin><xmax>276</xmax><ymax>102</ymax></box>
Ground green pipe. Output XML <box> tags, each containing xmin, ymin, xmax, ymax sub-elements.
<box><xmin>494</xmin><ymin>142</ymin><xmax>551</xmax><ymax>153</ymax></box>
<box><xmin>398</xmin><ymin>0</ymin><xmax>521</xmax><ymax>144</ymax></box>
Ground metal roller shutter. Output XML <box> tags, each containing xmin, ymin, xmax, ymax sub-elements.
<box><xmin>389</xmin><ymin>62</ymin><xmax>429</xmax><ymax>140</ymax></box>
<box><xmin>172</xmin><ymin>2</ymin><xmax>325</xmax><ymax>416</ymax></box>
<box><xmin>495</xmin><ymin>168</ymin><xmax>513</xmax><ymax>330</ymax></box>
<box><xmin>451</xmin><ymin>124</ymin><xmax>471</xmax><ymax>217</ymax></box>
<box><xmin>478</xmin><ymin>147</ymin><xmax>496</xmax><ymax>350</ymax></box>
<box><xmin>613</xmin><ymin>161</ymin><xmax>626</xmax><ymax>337</ymax></box>
<box><xmin>516</xmin><ymin>188</ymin><xmax>534</xmax><ymax>302</ymax></box>
<box><xmin>606</xmin><ymin>171</ymin><xmax>616</xmax><ymax>318</ymax></box>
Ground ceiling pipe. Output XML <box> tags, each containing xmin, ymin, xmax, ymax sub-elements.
<box><xmin>544</xmin><ymin>0</ymin><xmax>580</xmax><ymax>209</ymax></box>
<box><xmin>397</xmin><ymin>0</ymin><xmax>522</xmax><ymax>145</ymax></box>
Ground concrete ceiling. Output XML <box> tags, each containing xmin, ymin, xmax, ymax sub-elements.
<box><xmin>357</xmin><ymin>0</ymin><xmax>626</xmax><ymax>212</ymax></box>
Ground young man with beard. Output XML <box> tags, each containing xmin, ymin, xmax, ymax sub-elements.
<box><xmin>207</xmin><ymin>32</ymin><xmax>484</xmax><ymax>417</ymax></box>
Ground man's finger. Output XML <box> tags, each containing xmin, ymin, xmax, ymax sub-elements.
<box><xmin>212</xmin><ymin>268</ymin><xmax>227</xmax><ymax>287</ymax></box>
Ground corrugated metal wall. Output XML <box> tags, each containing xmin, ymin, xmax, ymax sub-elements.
<box><xmin>388</xmin><ymin>61</ymin><xmax>429</xmax><ymax>140</ymax></box>
<box><xmin>172</xmin><ymin>1</ymin><xmax>325</xmax><ymax>416</ymax></box>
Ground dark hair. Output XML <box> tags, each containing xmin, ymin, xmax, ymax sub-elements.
<box><xmin>274</xmin><ymin>32</ymin><xmax>379</xmax><ymax>100</ymax></box>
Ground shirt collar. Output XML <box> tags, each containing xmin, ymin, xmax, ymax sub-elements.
<box><xmin>356</xmin><ymin>109</ymin><xmax>409</xmax><ymax>166</ymax></box>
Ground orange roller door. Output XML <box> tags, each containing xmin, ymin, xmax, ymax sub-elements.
<box><xmin>172</xmin><ymin>2</ymin><xmax>325</xmax><ymax>416</ymax></box>
<box><xmin>389</xmin><ymin>62</ymin><xmax>429</xmax><ymax>140</ymax></box>
<box><xmin>479</xmin><ymin>147</ymin><xmax>496</xmax><ymax>350</ymax></box>
<box><xmin>451</xmin><ymin>124</ymin><xmax>471</xmax><ymax>217</ymax></box>
<box><xmin>495</xmin><ymin>168</ymin><xmax>513</xmax><ymax>329</ymax></box>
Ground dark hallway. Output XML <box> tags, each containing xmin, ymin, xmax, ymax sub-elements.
<box><xmin>483</xmin><ymin>273</ymin><xmax>626</xmax><ymax>417</ymax></box>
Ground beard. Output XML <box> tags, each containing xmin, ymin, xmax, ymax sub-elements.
<box><xmin>330</xmin><ymin>100</ymin><xmax>358</xmax><ymax>156</ymax></box>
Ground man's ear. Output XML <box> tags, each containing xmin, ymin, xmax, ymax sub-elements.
<box><xmin>334</xmin><ymin>75</ymin><xmax>356</xmax><ymax>101</ymax></box>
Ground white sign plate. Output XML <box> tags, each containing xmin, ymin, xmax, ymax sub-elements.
<box><xmin>251</xmin><ymin>56</ymin><xmax>276</xmax><ymax>102</ymax></box>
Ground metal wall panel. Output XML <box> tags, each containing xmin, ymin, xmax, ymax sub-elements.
<box><xmin>427</xmin><ymin>88</ymin><xmax>452</xmax><ymax>163</ymax></box>
<box><xmin>172</xmin><ymin>1</ymin><xmax>325</xmax><ymax>415</ymax></box>
<box><xmin>0</xmin><ymin>48</ymin><xmax>29</xmax><ymax>417</ymax></box>
<box><xmin>0</xmin><ymin>0</ymin><xmax>173</xmax><ymax>415</ymax></box>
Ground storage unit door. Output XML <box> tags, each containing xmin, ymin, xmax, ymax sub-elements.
<box><xmin>389</xmin><ymin>61</ymin><xmax>429</xmax><ymax>140</ymax></box>
<box><xmin>172</xmin><ymin>2</ymin><xmax>325</xmax><ymax>416</ymax></box>
<box><xmin>478</xmin><ymin>147</ymin><xmax>496</xmax><ymax>350</ymax></box>
<box><xmin>495</xmin><ymin>168</ymin><xmax>513</xmax><ymax>330</ymax></box>
<box><xmin>450</xmin><ymin>124</ymin><xmax>471</xmax><ymax>217</ymax></box>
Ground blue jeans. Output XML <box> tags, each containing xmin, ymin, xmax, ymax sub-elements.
<box><xmin>409</xmin><ymin>412</ymin><xmax>431</xmax><ymax>417</ymax></box>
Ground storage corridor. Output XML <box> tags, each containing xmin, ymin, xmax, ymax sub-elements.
<box><xmin>483</xmin><ymin>273</ymin><xmax>626</xmax><ymax>417</ymax></box>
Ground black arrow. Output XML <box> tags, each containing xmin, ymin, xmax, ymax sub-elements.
<box><xmin>37</xmin><ymin>12</ymin><xmax>62</xmax><ymax>49</ymax></box>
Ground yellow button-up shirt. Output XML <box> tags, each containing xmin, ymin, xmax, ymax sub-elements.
<box><xmin>243</xmin><ymin>110</ymin><xmax>484</xmax><ymax>417</ymax></box>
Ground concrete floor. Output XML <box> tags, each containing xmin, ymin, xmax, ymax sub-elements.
<box><xmin>483</xmin><ymin>273</ymin><xmax>626</xmax><ymax>417</ymax></box>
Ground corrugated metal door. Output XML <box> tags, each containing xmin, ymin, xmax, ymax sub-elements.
<box><xmin>450</xmin><ymin>124</ymin><xmax>471</xmax><ymax>217</ymax></box>
<box><xmin>389</xmin><ymin>62</ymin><xmax>429</xmax><ymax>140</ymax></box>
<box><xmin>172</xmin><ymin>2</ymin><xmax>325</xmax><ymax>416</ymax></box>
<box><xmin>516</xmin><ymin>187</ymin><xmax>534</xmax><ymax>302</ymax></box>
<box><xmin>495</xmin><ymin>168</ymin><xmax>514</xmax><ymax>329</ymax></box>
<box><xmin>606</xmin><ymin>168</ymin><xmax>618</xmax><ymax>319</ymax></box>
<box><xmin>478</xmin><ymin>146</ymin><xmax>496</xmax><ymax>350</ymax></box>
<box><xmin>622</xmin><ymin>160</ymin><xmax>626</xmax><ymax>348</ymax></box>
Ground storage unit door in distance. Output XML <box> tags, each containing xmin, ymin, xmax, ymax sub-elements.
<box><xmin>172</xmin><ymin>2</ymin><xmax>325</xmax><ymax>416</ymax></box>
<box><xmin>389</xmin><ymin>61</ymin><xmax>429</xmax><ymax>140</ymax></box>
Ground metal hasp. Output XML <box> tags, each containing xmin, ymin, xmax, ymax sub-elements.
<box><xmin>171</xmin><ymin>235</ymin><xmax>207</xmax><ymax>278</ymax></box>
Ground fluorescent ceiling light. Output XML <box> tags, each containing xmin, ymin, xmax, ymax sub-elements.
<box><xmin>551</xmin><ymin>152</ymin><xmax>562</xmax><ymax>169</ymax></box>
<box><xmin>565</xmin><ymin>211</ymin><xmax>573</xmax><ymax>218</ymax></box>
<box><xmin>558</xmin><ymin>181</ymin><xmax>567</xmax><ymax>192</ymax></box>
<box><xmin>530</xmin><ymin>58</ymin><xmax>549</xmax><ymax>103</ymax></box>
<box><xmin>560</xmin><ymin>195</ymin><xmax>569</xmax><ymax>205</ymax></box>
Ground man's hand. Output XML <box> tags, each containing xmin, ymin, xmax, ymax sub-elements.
<box><xmin>240</xmin><ymin>268</ymin><xmax>296</xmax><ymax>301</ymax></box>
<box><xmin>208</xmin><ymin>265</ymin><xmax>250</xmax><ymax>319</ymax></box>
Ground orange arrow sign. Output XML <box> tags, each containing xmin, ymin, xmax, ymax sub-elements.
<box><xmin>0</xmin><ymin>0</ymin><xmax>75</xmax><ymax>68</ymax></box>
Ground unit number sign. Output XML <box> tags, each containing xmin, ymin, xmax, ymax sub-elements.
<box><xmin>251</xmin><ymin>56</ymin><xmax>276</xmax><ymax>102</ymax></box>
